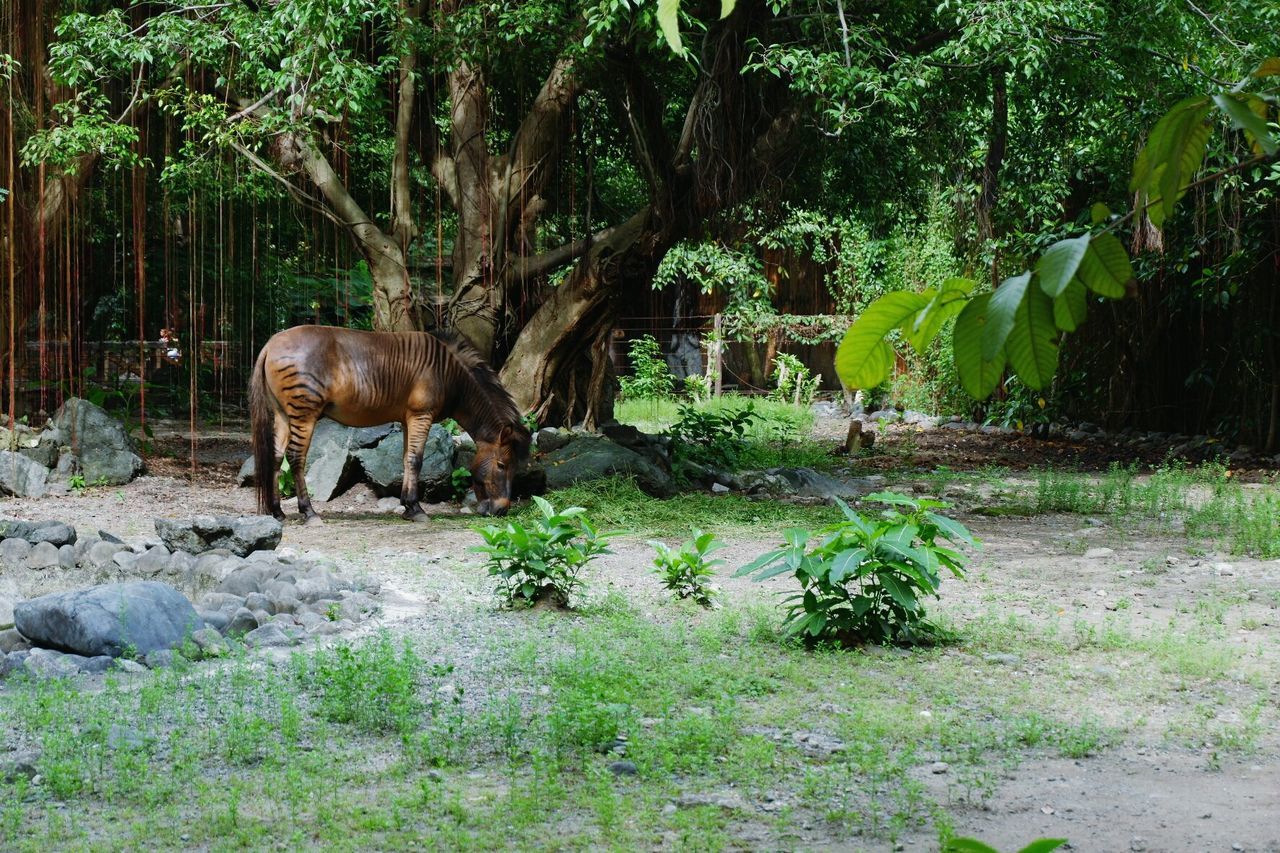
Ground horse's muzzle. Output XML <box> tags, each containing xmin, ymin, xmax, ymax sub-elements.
<box><xmin>478</xmin><ymin>498</ymin><xmax>511</xmax><ymax>517</ymax></box>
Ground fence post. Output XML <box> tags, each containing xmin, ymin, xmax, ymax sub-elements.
<box><xmin>711</xmin><ymin>313</ymin><xmax>723</xmax><ymax>397</ymax></box>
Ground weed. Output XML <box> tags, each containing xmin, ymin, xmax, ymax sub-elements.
<box><xmin>617</xmin><ymin>335</ymin><xmax>675</xmax><ymax>401</ymax></box>
<box><xmin>475</xmin><ymin>496</ymin><xmax>613</xmax><ymax>608</ymax></box>
<box><xmin>737</xmin><ymin>493</ymin><xmax>977</xmax><ymax>646</ymax></box>
<box><xmin>650</xmin><ymin>529</ymin><xmax>724</xmax><ymax>608</ymax></box>
<box><xmin>292</xmin><ymin>632</ymin><xmax>432</xmax><ymax>736</ymax></box>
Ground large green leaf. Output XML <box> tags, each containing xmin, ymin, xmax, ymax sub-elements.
<box><xmin>834</xmin><ymin>291</ymin><xmax>929</xmax><ymax>389</ymax></box>
<box><xmin>1131</xmin><ymin>97</ymin><xmax>1214</xmax><ymax>227</ymax></box>
<box><xmin>719</xmin><ymin>0</ymin><xmax>736</xmax><ymax>18</ymax></box>
<box><xmin>1037</xmin><ymin>235</ymin><xmax>1090</xmax><ymax>298</ymax></box>
<box><xmin>905</xmin><ymin>278</ymin><xmax>973</xmax><ymax>353</ymax></box>
<box><xmin>953</xmin><ymin>294</ymin><xmax>1007</xmax><ymax>400</ymax></box>
<box><xmin>1005</xmin><ymin>285</ymin><xmax>1059</xmax><ymax>390</ymax></box>
<box><xmin>1213</xmin><ymin>92</ymin><xmax>1278</xmax><ymax>155</ymax></box>
<box><xmin>982</xmin><ymin>271</ymin><xmax>1031</xmax><ymax>361</ymax></box>
<box><xmin>1077</xmin><ymin>233</ymin><xmax>1132</xmax><ymax>298</ymax></box>
<box><xmin>657</xmin><ymin>0</ymin><xmax>683</xmax><ymax>53</ymax></box>
<box><xmin>1052</xmin><ymin>279</ymin><xmax>1088</xmax><ymax>332</ymax></box>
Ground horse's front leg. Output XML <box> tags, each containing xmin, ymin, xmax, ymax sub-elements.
<box><xmin>401</xmin><ymin>413</ymin><xmax>434</xmax><ymax>522</ymax></box>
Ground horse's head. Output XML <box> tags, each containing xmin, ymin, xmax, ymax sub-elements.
<box><xmin>472</xmin><ymin>422</ymin><xmax>532</xmax><ymax>516</ymax></box>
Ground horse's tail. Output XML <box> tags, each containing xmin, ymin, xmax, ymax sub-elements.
<box><xmin>249</xmin><ymin>345</ymin><xmax>276</xmax><ymax>516</ymax></box>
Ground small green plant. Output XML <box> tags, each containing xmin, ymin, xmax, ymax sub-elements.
<box><xmin>278</xmin><ymin>457</ymin><xmax>296</xmax><ymax>498</ymax></box>
<box><xmin>683</xmin><ymin>373</ymin><xmax>711</xmax><ymax>402</ymax></box>
<box><xmin>649</xmin><ymin>529</ymin><xmax>724</xmax><ymax>608</ymax></box>
<box><xmin>474</xmin><ymin>496</ymin><xmax>614</xmax><ymax>608</ymax></box>
<box><xmin>292</xmin><ymin>632</ymin><xmax>430</xmax><ymax>736</ymax></box>
<box><xmin>450</xmin><ymin>466</ymin><xmax>473</xmax><ymax>501</ymax></box>
<box><xmin>736</xmin><ymin>492</ymin><xmax>977</xmax><ymax>646</ymax></box>
<box><xmin>667</xmin><ymin>402</ymin><xmax>759</xmax><ymax>474</ymax></box>
<box><xmin>769</xmin><ymin>353</ymin><xmax>821</xmax><ymax>406</ymax></box>
<box><xmin>68</xmin><ymin>473</ymin><xmax>87</xmax><ymax>492</ymax></box>
<box><xmin>617</xmin><ymin>334</ymin><xmax>675</xmax><ymax>401</ymax></box>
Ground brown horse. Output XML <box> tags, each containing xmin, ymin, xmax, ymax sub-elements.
<box><xmin>249</xmin><ymin>326</ymin><xmax>531</xmax><ymax>524</ymax></box>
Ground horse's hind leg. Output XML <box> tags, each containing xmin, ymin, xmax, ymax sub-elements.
<box><xmin>285</xmin><ymin>415</ymin><xmax>323</xmax><ymax>526</ymax></box>
<box><xmin>268</xmin><ymin>414</ymin><xmax>290</xmax><ymax>520</ymax></box>
<box><xmin>400</xmin><ymin>413</ymin><xmax>434</xmax><ymax>522</ymax></box>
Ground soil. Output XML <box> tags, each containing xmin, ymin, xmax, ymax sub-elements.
<box><xmin>4</xmin><ymin>415</ymin><xmax>1279</xmax><ymax>852</ymax></box>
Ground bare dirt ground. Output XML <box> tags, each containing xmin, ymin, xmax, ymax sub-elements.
<box><xmin>3</xmin><ymin>416</ymin><xmax>1279</xmax><ymax>852</ymax></box>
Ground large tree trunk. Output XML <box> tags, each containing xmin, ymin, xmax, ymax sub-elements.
<box><xmin>501</xmin><ymin>210</ymin><xmax>666</xmax><ymax>426</ymax></box>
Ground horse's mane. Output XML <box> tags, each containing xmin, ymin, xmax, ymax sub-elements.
<box><xmin>428</xmin><ymin>329</ymin><xmax>530</xmax><ymax>450</ymax></box>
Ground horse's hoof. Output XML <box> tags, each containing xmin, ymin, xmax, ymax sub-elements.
<box><xmin>403</xmin><ymin>510</ymin><xmax>428</xmax><ymax>523</ymax></box>
<box><xmin>303</xmin><ymin>515</ymin><xmax>325</xmax><ymax>528</ymax></box>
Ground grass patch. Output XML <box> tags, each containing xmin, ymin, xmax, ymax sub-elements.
<box><xmin>507</xmin><ymin>476</ymin><xmax>842</xmax><ymax>538</ymax></box>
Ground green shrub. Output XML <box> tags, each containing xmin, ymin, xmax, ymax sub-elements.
<box><xmin>667</xmin><ymin>402</ymin><xmax>759</xmax><ymax>474</ymax></box>
<box><xmin>735</xmin><ymin>492</ymin><xmax>977</xmax><ymax>646</ymax></box>
<box><xmin>474</xmin><ymin>496</ymin><xmax>614</xmax><ymax>608</ymax></box>
<box><xmin>769</xmin><ymin>353</ymin><xmax>820</xmax><ymax>407</ymax></box>
<box><xmin>617</xmin><ymin>334</ymin><xmax>674</xmax><ymax>401</ymax></box>
<box><xmin>650</xmin><ymin>529</ymin><xmax>724</xmax><ymax>608</ymax></box>
<box><xmin>683</xmin><ymin>373</ymin><xmax>711</xmax><ymax>402</ymax></box>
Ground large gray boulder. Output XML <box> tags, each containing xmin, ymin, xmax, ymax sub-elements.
<box><xmin>0</xmin><ymin>451</ymin><xmax>48</xmax><ymax>498</ymax></box>
<box><xmin>155</xmin><ymin>515</ymin><xmax>283</xmax><ymax>557</ymax></box>
<box><xmin>13</xmin><ymin>581</ymin><xmax>201</xmax><ymax>658</ymax></box>
<box><xmin>738</xmin><ymin>467</ymin><xmax>879</xmax><ymax>503</ymax></box>
<box><xmin>236</xmin><ymin>419</ymin><xmax>396</xmax><ymax>499</ymax></box>
<box><xmin>52</xmin><ymin>398</ymin><xmax>144</xmax><ymax>485</ymax></box>
<box><xmin>351</xmin><ymin>424</ymin><xmax>454</xmax><ymax>498</ymax></box>
<box><xmin>542</xmin><ymin>436</ymin><xmax>675</xmax><ymax>497</ymax></box>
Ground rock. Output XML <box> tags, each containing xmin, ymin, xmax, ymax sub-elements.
<box><xmin>0</xmin><ymin>627</ymin><xmax>30</xmax><ymax>653</ymax></box>
<box><xmin>0</xmin><ymin>650</ymin><xmax>29</xmax><ymax>677</ymax></box>
<box><xmin>1214</xmin><ymin>562</ymin><xmax>1234</xmax><ymax>577</ymax></box>
<box><xmin>143</xmin><ymin>649</ymin><xmax>178</xmax><ymax>669</ymax></box>
<box><xmin>52</xmin><ymin>398</ymin><xmax>145</xmax><ymax>485</ymax></box>
<box><xmin>87</xmin><ymin>540</ymin><xmax>128</xmax><ymax>569</ymax></box>
<box><xmin>13</xmin><ymin>581</ymin><xmax>201</xmax><ymax>658</ymax></box>
<box><xmin>0</xmin><ymin>537</ymin><xmax>31</xmax><ymax>569</ymax></box>
<box><xmin>244</xmin><ymin>592</ymin><xmax>275</xmax><ymax>615</ymax></box>
<box><xmin>351</xmin><ymin>423</ymin><xmax>455</xmax><ymax>499</ymax></box>
<box><xmin>22</xmin><ymin>648</ymin><xmax>88</xmax><ymax>678</ymax></box>
<box><xmin>80</xmin><ymin>655</ymin><xmax>115</xmax><ymax>674</ymax></box>
<box><xmin>112</xmin><ymin>550</ymin><xmax>140</xmax><ymax>572</ymax></box>
<box><xmin>99</xmin><ymin>530</ymin><xmax>125</xmax><ymax>544</ymax></box>
<box><xmin>1084</xmin><ymin>547</ymin><xmax>1115</xmax><ymax>559</ymax></box>
<box><xmin>710</xmin><ymin>482</ymin><xmax>730</xmax><ymax>495</ymax></box>
<box><xmin>607</xmin><ymin>760</ymin><xmax>639</xmax><ymax>777</ymax></box>
<box><xmin>197</xmin><ymin>608</ymin><xmax>231</xmax><ymax>634</ymax></box>
<box><xmin>792</xmin><ymin>731</ymin><xmax>846</xmax><ymax>757</ymax></box>
<box><xmin>929</xmin><ymin>761</ymin><xmax>950</xmax><ymax>774</ymax></box>
<box><xmin>243</xmin><ymin>622</ymin><xmax>297</xmax><ymax>647</ymax></box>
<box><xmin>200</xmin><ymin>592</ymin><xmax>246</xmax><ymax>611</ymax></box>
<box><xmin>868</xmin><ymin>409</ymin><xmax>901</xmax><ymax>424</ymax></box>
<box><xmin>983</xmin><ymin>653</ymin><xmax>1022</xmax><ymax>666</ymax></box>
<box><xmin>375</xmin><ymin>497</ymin><xmax>402</xmax><ymax>513</ymax></box>
<box><xmin>225</xmin><ymin>607</ymin><xmax>259</xmax><ymax>636</ymax></box>
<box><xmin>26</xmin><ymin>541</ymin><xmax>60</xmax><ymax>570</ymax></box>
<box><xmin>190</xmin><ymin>627</ymin><xmax>229</xmax><ymax>658</ymax></box>
<box><xmin>0</xmin><ymin>748</ymin><xmax>41</xmax><ymax>782</ymax></box>
<box><xmin>765</xmin><ymin>468</ymin><xmax>874</xmax><ymax>502</ymax></box>
<box><xmin>0</xmin><ymin>451</ymin><xmax>48</xmax><ymax>498</ymax></box>
<box><xmin>57</xmin><ymin>544</ymin><xmax>77</xmax><ymax>569</ymax></box>
<box><xmin>542</xmin><ymin>436</ymin><xmax>675</xmax><ymax>497</ymax></box>
<box><xmin>0</xmin><ymin>520</ymin><xmax>77</xmax><ymax>547</ymax></box>
<box><xmin>296</xmin><ymin>418</ymin><xmax>366</xmax><ymax>502</ymax></box>
<box><xmin>155</xmin><ymin>515</ymin><xmax>283</xmax><ymax>556</ymax></box>
<box><xmin>134</xmin><ymin>545</ymin><xmax>172</xmax><ymax>576</ymax></box>
<box><xmin>534</xmin><ymin>427</ymin><xmax>571</xmax><ymax>453</ymax></box>
<box><xmin>674</xmin><ymin>792</ymin><xmax>747</xmax><ymax>812</ymax></box>
<box><xmin>167</xmin><ymin>550</ymin><xmax>195</xmax><ymax>577</ymax></box>
<box><xmin>112</xmin><ymin>658</ymin><xmax>147</xmax><ymax>674</ymax></box>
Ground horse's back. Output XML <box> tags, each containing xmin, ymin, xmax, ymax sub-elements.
<box><xmin>259</xmin><ymin>326</ymin><xmax>437</xmax><ymax>426</ymax></box>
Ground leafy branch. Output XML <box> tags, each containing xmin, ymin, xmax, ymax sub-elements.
<box><xmin>834</xmin><ymin>58</ymin><xmax>1280</xmax><ymax>400</ymax></box>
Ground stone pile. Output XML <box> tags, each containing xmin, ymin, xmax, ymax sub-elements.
<box><xmin>0</xmin><ymin>397</ymin><xmax>145</xmax><ymax>498</ymax></box>
<box><xmin>0</xmin><ymin>515</ymin><xmax>379</xmax><ymax>680</ymax></box>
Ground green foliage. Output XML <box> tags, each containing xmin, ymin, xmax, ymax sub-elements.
<box><xmin>769</xmin><ymin>353</ymin><xmax>820</xmax><ymax>407</ymax></box>
<box><xmin>291</xmin><ymin>632</ymin><xmax>431</xmax><ymax>737</ymax></box>
<box><xmin>834</xmin><ymin>60</ymin><xmax>1280</xmax><ymax>401</ymax></box>
<box><xmin>944</xmin><ymin>839</ymin><xmax>1066</xmax><ymax>853</ymax></box>
<box><xmin>682</xmin><ymin>373</ymin><xmax>711</xmax><ymax>402</ymax></box>
<box><xmin>278</xmin><ymin>457</ymin><xmax>296</xmax><ymax>499</ymax></box>
<box><xmin>666</xmin><ymin>402</ymin><xmax>759</xmax><ymax>474</ymax></box>
<box><xmin>617</xmin><ymin>335</ymin><xmax>675</xmax><ymax>402</ymax></box>
<box><xmin>649</xmin><ymin>529</ymin><xmax>724</xmax><ymax>609</ymax></box>
<box><xmin>474</xmin><ymin>496</ymin><xmax>613</xmax><ymax>608</ymax></box>
<box><xmin>736</xmin><ymin>493</ymin><xmax>977</xmax><ymax>647</ymax></box>
<box><xmin>450</xmin><ymin>466</ymin><xmax>472</xmax><ymax>502</ymax></box>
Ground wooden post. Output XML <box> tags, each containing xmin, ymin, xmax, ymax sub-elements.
<box><xmin>711</xmin><ymin>313</ymin><xmax>723</xmax><ymax>398</ymax></box>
